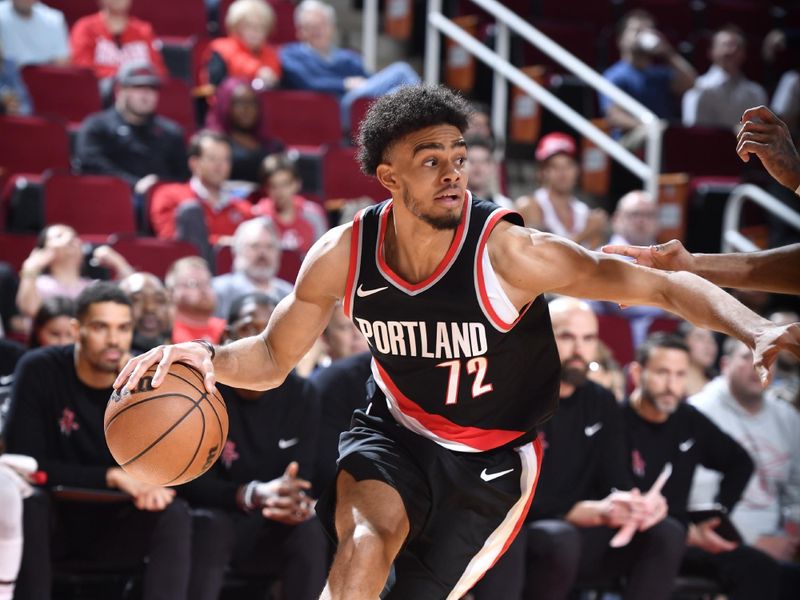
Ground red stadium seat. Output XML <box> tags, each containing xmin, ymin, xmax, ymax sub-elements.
<box><xmin>261</xmin><ymin>91</ymin><xmax>342</xmax><ymax>148</ymax></box>
<box><xmin>157</xmin><ymin>78</ymin><xmax>197</xmax><ymax>135</ymax></box>
<box><xmin>322</xmin><ymin>145</ymin><xmax>387</xmax><ymax>203</ymax></box>
<box><xmin>0</xmin><ymin>116</ymin><xmax>71</xmax><ymax>180</ymax></box>
<box><xmin>109</xmin><ymin>236</ymin><xmax>198</xmax><ymax>279</ymax></box>
<box><xmin>132</xmin><ymin>0</ymin><xmax>207</xmax><ymax>38</ymax></box>
<box><xmin>214</xmin><ymin>244</ymin><xmax>233</xmax><ymax>275</ymax></box>
<box><xmin>0</xmin><ymin>233</ymin><xmax>38</xmax><ymax>272</ymax></box>
<box><xmin>349</xmin><ymin>96</ymin><xmax>376</xmax><ymax>141</ymax></box>
<box><xmin>276</xmin><ymin>248</ymin><xmax>302</xmax><ymax>283</ymax></box>
<box><xmin>43</xmin><ymin>173</ymin><xmax>136</xmax><ymax>236</ymax></box>
<box><xmin>523</xmin><ymin>21</ymin><xmax>598</xmax><ymax>71</ymax></box>
<box><xmin>219</xmin><ymin>0</ymin><xmax>297</xmax><ymax>44</ymax></box>
<box><xmin>597</xmin><ymin>313</ymin><xmax>635</xmax><ymax>366</ymax></box>
<box><xmin>43</xmin><ymin>0</ymin><xmax>97</xmax><ymax>27</ymax></box>
<box><xmin>647</xmin><ymin>316</ymin><xmax>682</xmax><ymax>336</ymax></box>
<box><xmin>22</xmin><ymin>66</ymin><xmax>101</xmax><ymax>127</ymax></box>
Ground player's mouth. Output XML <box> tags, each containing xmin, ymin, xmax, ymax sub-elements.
<box><xmin>434</xmin><ymin>188</ymin><xmax>463</xmax><ymax>205</ymax></box>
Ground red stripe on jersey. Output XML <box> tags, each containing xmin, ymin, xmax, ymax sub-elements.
<box><xmin>492</xmin><ymin>437</ymin><xmax>544</xmax><ymax>567</ymax></box>
<box><xmin>376</xmin><ymin>195</ymin><xmax>470</xmax><ymax>293</ymax></box>
<box><xmin>343</xmin><ymin>210</ymin><xmax>364</xmax><ymax>319</ymax></box>
<box><xmin>475</xmin><ymin>210</ymin><xmax>532</xmax><ymax>332</ymax></box>
<box><xmin>374</xmin><ymin>360</ymin><xmax>525</xmax><ymax>451</ymax></box>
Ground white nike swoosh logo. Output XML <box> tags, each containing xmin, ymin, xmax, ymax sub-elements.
<box><xmin>679</xmin><ymin>439</ymin><xmax>695</xmax><ymax>452</ymax></box>
<box><xmin>356</xmin><ymin>284</ymin><xmax>388</xmax><ymax>297</ymax></box>
<box><xmin>584</xmin><ymin>422</ymin><xmax>603</xmax><ymax>437</ymax></box>
<box><xmin>278</xmin><ymin>438</ymin><xmax>299</xmax><ymax>449</ymax></box>
<box><xmin>480</xmin><ymin>468</ymin><xmax>514</xmax><ymax>482</ymax></box>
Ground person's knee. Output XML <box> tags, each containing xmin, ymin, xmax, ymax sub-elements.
<box><xmin>528</xmin><ymin>520</ymin><xmax>582</xmax><ymax>569</ymax></box>
<box><xmin>643</xmin><ymin>517</ymin><xmax>686</xmax><ymax>559</ymax></box>
<box><xmin>156</xmin><ymin>497</ymin><xmax>193</xmax><ymax>539</ymax></box>
<box><xmin>190</xmin><ymin>508</ymin><xmax>236</xmax><ymax>563</ymax></box>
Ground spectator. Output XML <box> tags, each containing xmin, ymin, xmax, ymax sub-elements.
<box><xmin>515</xmin><ymin>133</ymin><xmax>608</xmax><ymax>248</ymax></box>
<box><xmin>74</xmin><ymin>60</ymin><xmax>188</xmax><ymax>217</ymax></box>
<box><xmin>586</xmin><ymin>340</ymin><xmax>626</xmax><ymax>402</ymax></box>
<box><xmin>166</xmin><ymin>256</ymin><xmax>226</xmax><ymax>344</ymax></box>
<box><xmin>70</xmin><ymin>0</ymin><xmax>167</xmax><ymax>89</ymax></box>
<box><xmin>149</xmin><ymin>130</ymin><xmax>253</xmax><ymax>263</ymax></box>
<box><xmin>205</xmin><ymin>77</ymin><xmax>284</xmax><ymax>183</ymax></box>
<box><xmin>591</xmin><ymin>190</ymin><xmax>666</xmax><ymax>347</ymax></box>
<box><xmin>601</xmin><ymin>10</ymin><xmax>697</xmax><ymax>134</ymax></box>
<box><xmin>6</xmin><ymin>282</ymin><xmax>193</xmax><ymax>600</ymax></box>
<box><xmin>472</xmin><ymin>298</ymin><xmax>683</xmax><ymax>600</ymax></box>
<box><xmin>0</xmin><ymin>41</ymin><xmax>32</xmax><ymax>116</ymax></box>
<box><xmin>16</xmin><ymin>224</ymin><xmax>133</xmax><ymax>318</ymax></box>
<box><xmin>28</xmin><ymin>296</ymin><xmax>75</xmax><ymax>349</ymax></box>
<box><xmin>465</xmin><ymin>135</ymin><xmax>512</xmax><ymax>208</ymax></box>
<box><xmin>297</xmin><ymin>302</ymin><xmax>369</xmax><ymax>377</ymax></box>
<box><xmin>279</xmin><ymin>0</ymin><xmax>419</xmax><ymax>129</ymax></box>
<box><xmin>689</xmin><ymin>338</ymin><xmax>800</xmax><ymax>591</ymax></box>
<box><xmin>465</xmin><ymin>101</ymin><xmax>492</xmax><ymax>139</ymax></box>
<box><xmin>682</xmin><ymin>26</ymin><xmax>767</xmax><ymax>131</ymax></box>
<box><xmin>212</xmin><ymin>217</ymin><xmax>293</xmax><ymax>319</ymax></box>
<box><xmin>678</xmin><ymin>322</ymin><xmax>719</xmax><ymax>396</ymax></box>
<box><xmin>181</xmin><ymin>292</ymin><xmax>327</xmax><ymax>600</ymax></box>
<box><xmin>253</xmin><ymin>153</ymin><xmax>327</xmax><ymax>259</ymax></box>
<box><xmin>118</xmin><ymin>272</ymin><xmax>173</xmax><ymax>354</ymax></box>
<box><xmin>624</xmin><ymin>333</ymin><xmax>780</xmax><ymax>600</ymax></box>
<box><xmin>0</xmin><ymin>0</ymin><xmax>69</xmax><ymax>67</ymax></box>
<box><xmin>204</xmin><ymin>0</ymin><xmax>280</xmax><ymax>89</ymax></box>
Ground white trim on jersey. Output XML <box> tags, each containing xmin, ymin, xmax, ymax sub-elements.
<box><xmin>447</xmin><ymin>441</ymin><xmax>539</xmax><ymax>599</ymax></box>
<box><xmin>371</xmin><ymin>359</ymin><xmax>482</xmax><ymax>453</ymax></box>
<box><xmin>480</xmin><ymin>245</ymin><xmax>519</xmax><ymax>324</ymax></box>
<box><xmin>344</xmin><ymin>209</ymin><xmax>365</xmax><ymax>320</ymax></box>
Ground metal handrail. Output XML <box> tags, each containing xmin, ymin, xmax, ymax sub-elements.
<box><xmin>422</xmin><ymin>0</ymin><xmax>663</xmax><ymax>198</ymax></box>
<box><xmin>722</xmin><ymin>184</ymin><xmax>800</xmax><ymax>252</ymax></box>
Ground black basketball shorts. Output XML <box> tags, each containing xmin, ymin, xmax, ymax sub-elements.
<box><xmin>316</xmin><ymin>402</ymin><xmax>543</xmax><ymax>600</ymax></box>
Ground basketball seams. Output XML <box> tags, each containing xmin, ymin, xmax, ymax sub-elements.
<box><xmin>171</xmin><ymin>365</ymin><xmax>227</xmax><ymax>443</ymax></box>
<box><xmin>104</xmin><ymin>392</ymin><xmax>196</xmax><ymax>431</ymax></box>
<box><xmin>164</xmin><ymin>405</ymin><xmax>207</xmax><ymax>486</ymax></box>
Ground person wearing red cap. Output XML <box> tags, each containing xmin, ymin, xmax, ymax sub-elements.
<box><xmin>516</xmin><ymin>132</ymin><xmax>608</xmax><ymax>248</ymax></box>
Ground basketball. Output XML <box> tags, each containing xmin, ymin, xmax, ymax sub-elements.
<box><xmin>104</xmin><ymin>362</ymin><xmax>228</xmax><ymax>486</ymax></box>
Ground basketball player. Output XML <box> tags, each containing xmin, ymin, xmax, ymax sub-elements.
<box><xmin>117</xmin><ymin>85</ymin><xmax>800</xmax><ymax>599</ymax></box>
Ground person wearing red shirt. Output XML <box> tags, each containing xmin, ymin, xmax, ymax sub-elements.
<box><xmin>252</xmin><ymin>153</ymin><xmax>327</xmax><ymax>261</ymax></box>
<box><xmin>70</xmin><ymin>0</ymin><xmax>166</xmax><ymax>87</ymax></box>
<box><xmin>150</xmin><ymin>130</ymin><xmax>253</xmax><ymax>264</ymax></box>
<box><xmin>204</xmin><ymin>0</ymin><xmax>281</xmax><ymax>88</ymax></box>
<box><xmin>166</xmin><ymin>256</ymin><xmax>227</xmax><ymax>344</ymax></box>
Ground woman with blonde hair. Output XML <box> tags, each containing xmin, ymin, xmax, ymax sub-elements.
<box><xmin>204</xmin><ymin>0</ymin><xmax>281</xmax><ymax>89</ymax></box>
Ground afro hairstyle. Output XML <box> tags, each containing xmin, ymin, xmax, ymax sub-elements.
<box><xmin>356</xmin><ymin>84</ymin><xmax>472</xmax><ymax>176</ymax></box>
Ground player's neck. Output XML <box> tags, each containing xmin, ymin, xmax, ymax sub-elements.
<box><xmin>385</xmin><ymin>209</ymin><xmax>456</xmax><ymax>284</ymax></box>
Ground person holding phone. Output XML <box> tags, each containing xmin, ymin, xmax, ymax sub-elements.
<box><xmin>623</xmin><ymin>332</ymin><xmax>781</xmax><ymax>599</ymax></box>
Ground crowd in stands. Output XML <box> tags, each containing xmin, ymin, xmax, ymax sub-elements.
<box><xmin>0</xmin><ymin>0</ymin><xmax>799</xmax><ymax>598</ymax></box>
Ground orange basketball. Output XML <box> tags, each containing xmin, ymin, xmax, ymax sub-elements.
<box><xmin>104</xmin><ymin>362</ymin><xmax>228</xmax><ymax>486</ymax></box>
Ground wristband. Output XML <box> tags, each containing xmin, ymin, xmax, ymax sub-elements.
<box><xmin>191</xmin><ymin>338</ymin><xmax>215</xmax><ymax>361</ymax></box>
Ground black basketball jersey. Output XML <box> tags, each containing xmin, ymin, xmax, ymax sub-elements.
<box><xmin>343</xmin><ymin>193</ymin><xmax>560</xmax><ymax>453</ymax></box>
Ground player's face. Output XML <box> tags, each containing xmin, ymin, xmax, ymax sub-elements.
<box><xmin>639</xmin><ymin>347</ymin><xmax>689</xmax><ymax>416</ymax></box>
<box><xmin>191</xmin><ymin>139</ymin><xmax>232</xmax><ymax>189</ymax></box>
<box><xmin>324</xmin><ymin>305</ymin><xmax>369</xmax><ymax>360</ymax></box>
<box><xmin>37</xmin><ymin>316</ymin><xmax>76</xmax><ymax>347</ymax></box>
<box><xmin>723</xmin><ymin>344</ymin><xmax>764</xmax><ymax>403</ymax></box>
<box><xmin>123</xmin><ymin>274</ymin><xmax>172</xmax><ymax>339</ymax></box>
<box><xmin>552</xmin><ymin>310</ymin><xmax>599</xmax><ymax>385</ymax></box>
<box><xmin>228</xmin><ymin>300</ymin><xmax>274</xmax><ymax>341</ymax></box>
<box><xmin>541</xmin><ymin>154</ymin><xmax>578</xmax><ymax>196</ymax></box>
<box><xmin>380</xmin><ymin>124</ymin><xmax>468</xmax><ymax>231</ymax></box>
<box><xmin>685</xmin><ymin>327</ymin><xmax>718</xmax><ymax>369</ymax></box>
<box><xmin>77</xmin><ymin>302</ymin><xmax>133</xmax><ymax>373</ymax></box>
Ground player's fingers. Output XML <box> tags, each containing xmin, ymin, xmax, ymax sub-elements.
<box><xmin>115</xmin><ymin>349</ymin><xmax>158</xmax><ymax>390</ymax></box>
<box><xmin>736</xmin><ymin>131</ymin><xmax>772</xmax><ymax>146</ymax></box>
<box><xmin>122</xmin><ymin>350</ymin><xmax>162</xmax><ymax>393</ymax></box>
<box><xmin>152</xmin><ymin>346</ymin><xmax>177</xmax><ymax>387</ymax></box>
<box><xmin>736</xmin><ymin>140</ymin><xmax>769</xmax><ymax>161</ymax></box>
<box><xmin>203</xmin><ymin>367</ymin><xmax>217</xmax><ymax>396</ymax></box>
<box><xmin>736</xmin><ymin>121</ymin><xmax>775</xmax><ymax>139</ymax></box>
<box><xmin>740</xmin><ymin>105</ymin><xmax>780</xmax><ymax>126</ymax></box>
<box><xmin>601</xmin><ymin>244</ymin><xmax>646</xmax><ymax>258</ymax></box>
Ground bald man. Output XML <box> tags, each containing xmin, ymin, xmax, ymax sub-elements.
<box><xmin>119</xmin><ymin>272</ymin><xmax>173</xmax><ymax>354</ymax></box>
<box><xmin>473</xmin><ymin>298</ymin><xmax>683</xmax><ymax>600</ymax></box>
<box><xmin>609</xmin><ymin>191</ymin><xmax>660</xmax><ymax>248</ymax></box>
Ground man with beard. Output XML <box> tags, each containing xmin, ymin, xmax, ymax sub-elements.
<box><xmin>119</xmin><ymin>272</ymin><xmax>173</xmax><ymax>353</ymax></box>
<box><xmin>623</xmin><ymin>332</ymin><xmax>779</xmax><ymax>600</ymax></box>
<box><xmin>5</xmin><ymin>282</ymin><xmax>192</xmax><ymax>600</ymax></box>
<box><xmin>117</xmin><ymin>85</ymin><xmax>798</xmax><ymax>600</ymax></box>
<box><xmin>167</xmin><ymin>257</ymin><xmax>226</xmax><ymax>344</ymax></box>
<box><xmin>74</xmin><ymin>60</ymin><xmax>188</xmax><ymax>223</ymax></box>
<box><xmin>212</xmin><ymin>217</ymin><xmax>293</xmax><ymax>319</ymax></box>
<box><xmin>473</xmin><ymin>297</ymin><xmax>684</xmax><ymax>600</ymax></box>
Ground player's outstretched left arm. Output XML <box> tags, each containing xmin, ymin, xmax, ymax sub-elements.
<box><xmin>491</xmin><ymin>223</ymin><xmax>800</xmax><ymax>384</ymax></box>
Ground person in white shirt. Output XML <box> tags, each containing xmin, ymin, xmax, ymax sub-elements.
<box><xmin>0</xmin><ymin>0</ymin><xmax>70</xmax><ymax>67</ymax></box>
<box><xmin>682</xmin><ymin>25</ymin><xmax>767</xmax><ymax>131</ymax></box>
<box><xmin>689</xmin><ymin>338</ymin><xmax>800</xmax><ymax>566</ymax></box>
<box><xmin>516</xmin><ymin>132</ymin><xmax>608</xmax><ymax>248</ymax></box>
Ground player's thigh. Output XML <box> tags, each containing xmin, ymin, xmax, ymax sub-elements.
<box><xmin>334</xmin><ymin>470</ymin><xmax>410</xmax><ymax>549</ymax></box>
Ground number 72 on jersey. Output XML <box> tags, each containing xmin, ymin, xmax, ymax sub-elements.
<box><xmin>437</xmin><ymin>357</ymin><xmax>493</xmax><ymax>405</ymax></box>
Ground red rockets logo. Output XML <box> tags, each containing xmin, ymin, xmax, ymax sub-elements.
<box><xmin>631</xmin><ymin>449</ymin><xmax>646</xmax><ymax>478</ymax></box>
<box><xmin>59</xmin><ymin>407</ymin><xmax>79</xmax><ymax>436</ymax></box>
<box><xmin>221</xmin><ymin>440</ymin><xmax>240</xmax><ymax>468</ymax></box>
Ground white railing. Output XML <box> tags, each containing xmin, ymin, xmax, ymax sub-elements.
<box><xmin>362</xmin><ymin>0</ymin><xmax>379</xmax><ymax>73</ymax></box>
<box><xmin>722</xmin><ymin>184</ymin><xmax>800</xmax><ymax>252</ymax></box>
<box><xmin>421</xmin><ymin>0</ymin><xmax>662</xmax><ymax>198</ymax></box>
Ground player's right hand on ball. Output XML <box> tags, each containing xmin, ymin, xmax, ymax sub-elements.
<box><xmin>114</xmin><ymin>341</ymin><xmax>217</xmax><ymax>396</ymax></box>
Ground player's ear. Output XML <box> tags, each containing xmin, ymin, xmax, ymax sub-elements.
<box><xmin>376</xmin><ymin>164</ymin><xmax>397</xmax><ymax>191</ymax></box>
